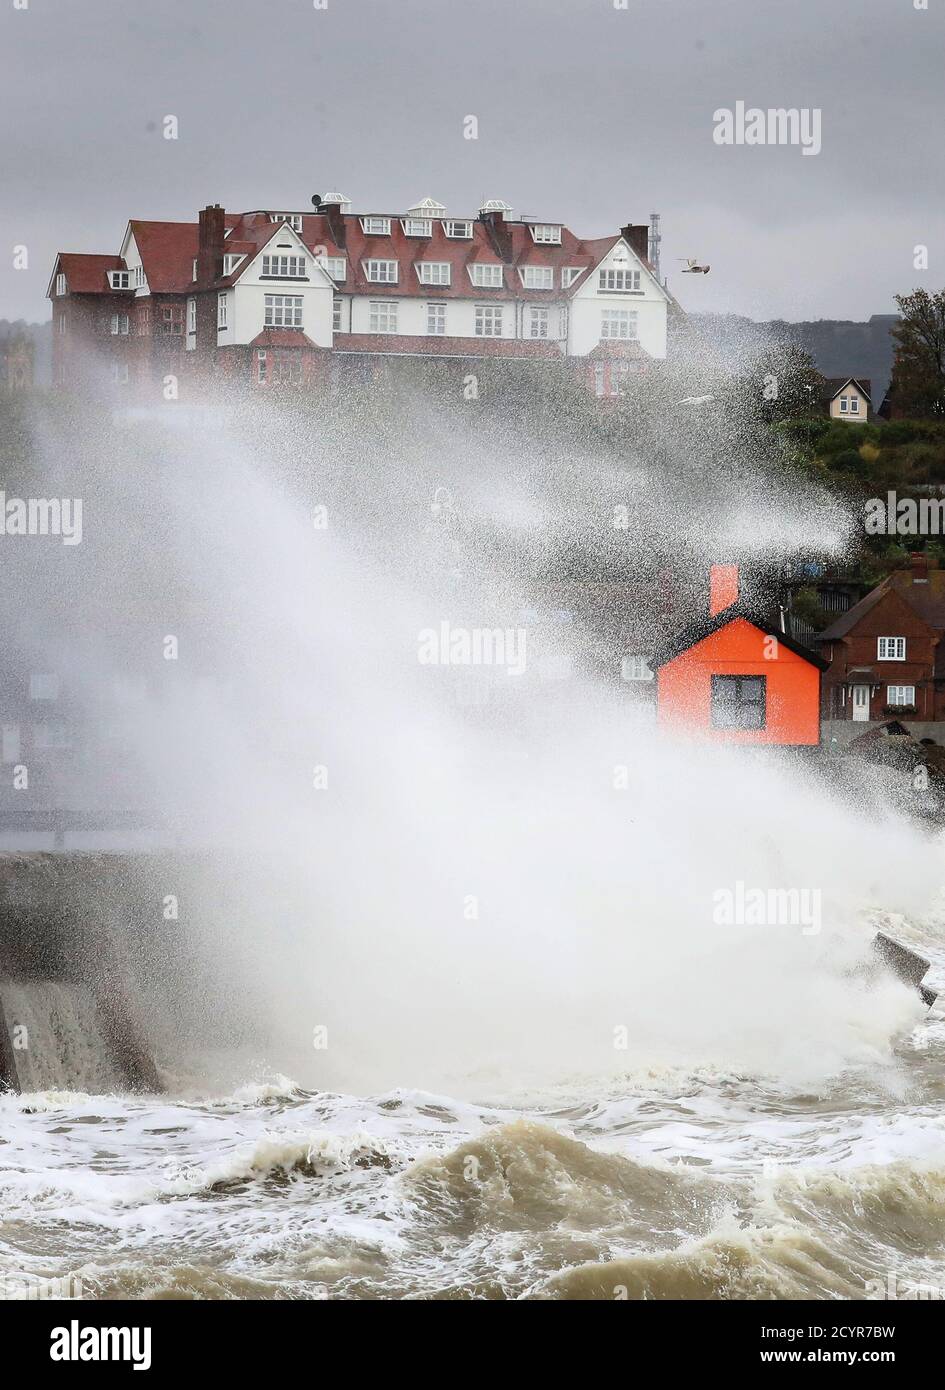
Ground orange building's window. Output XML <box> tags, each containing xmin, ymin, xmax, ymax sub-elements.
<box><xmin>711</xmin><ymin>675</ymin><xmax>766</xmax><ymax>730</ymax></box>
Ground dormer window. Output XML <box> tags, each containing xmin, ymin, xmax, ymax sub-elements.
<box><xmin>269</xmin><ymin>213</ymin><xmax>303</xmax><ymax>232</ymax></box>
<box><xmin>443</xmin><ymin>220</ymin><xmax>473</xmax><ymax>239</ymax></box>
<box><xmin>469</xmin><ymin>263</ymin><xmax>504</xmax><ymax>288</ymax></box>
<box><xmin>55</xmin><ymin>272</ymin><xmax>66</xmax><ymax>296</ymax></box>
<box><xmin>416</xmin><ymin>262</ymin><xmax>451</xmax><ymax>286</ymax></box>
<box><xmin>365</xmin><ymin>258</ymin><xmax>398</xmax><ymax>283</ymax></box>
<box><xmin>223</xmin><ymin>254</ymin><xmax>245</xmax><ymax>276</ymax></box>
<box><xmin>108</xmin><ymin>270</ymin><xmax>131</xmax><ymax>290</ymax></box>
<box><xmin>530</xmin><ymin>224</ymin><xmax>562</xmax><ymax>244</ymax></box>
<box><xmin>261</xmin><ymin>254</ymin><xmax>306</xmax><ymax>278</ymax></box>
<box><xmin>316</xmin><ymin>255</ymin><xmax>347</xmax><ymax>281</ymax></box>
<box><xmin>133</xmin><ymin>266</ymin><xmax>146</xmax><ymax>289</ymax></box>
<box><xmin>361</xmin><ymin>216</ymin><xmax>392</xmax><ymax>236</ymax></box>
<box><xmin>600</xmin><ymin>268</ymin><xmax>641</xmax><ymax>292</ymax></box>
<box><xmin>519</xmin><ymin>266</ymin><xmax>554</xmax><ymax>290</ymax></box>
<box><xmin>402</xmin><ymin>218</ymin><xmax>433</xmax><ymax>237</ymax></box>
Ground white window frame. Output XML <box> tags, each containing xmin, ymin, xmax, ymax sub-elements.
<box><xmin>601</xmin><ymin>308</ymin><xmax>638</xmax><ymax>341</ymax></box>
<box><xmin>443</xmin><ymin>220</ymin><xmax>473</xmax><ymax>239</ymax></box>
<box><xmin>264</xmin><ymin>294</ymin><xmax>302</xmax><ymax>328</ymax></box>
<box><xmin>217</xmin><ymin>291</ymin><xmax>229</xmax><ymax>329</ymax></box>
<box><xmin>318</xmin><ymin>256</ymin><xmax>347</xmax><ymax>281</ymax></box>
<box><xmin>108</xmin><ymin>270</ymin><xmax>131</xmax><ymax>290</ymax></box>
<box><xmin>55</xmin><ymin>272</ymin><xmax>66</xmax><ymax>296</ymax></box>
<box><xmin>416</xmin><ymin>262</ymin><xmax>451</xmax><ymax>286</ymax></box>
<box><xmin>475</xmin><ymin>304</ymin><xmax>503</xmax><ymax>337</ymax></box>
<box><xmin>261</xmin><ymin>254</ymin><xmax>307</xmax><ymax>278</ymax></box>
<box><xmin>187</xmin><ymin>296</ymin><xmax>197</xmax><ymax>334</ymax></box>
<box><xmin>111</xmin><ymin>363</ymin><xmax>130</xmax><ymax>385</ymax></box>
<box><xmin>561</xmin><ymin>267</ymin><xmax>583</xmax><ymax>288</ymax></box>
<box><xmin>599</xmin><ymin>268</ymin><xmax>641</xmax><ymax>293</ymax></box>
<box><xmin>402</xmin><ymin>218</ymin><xmax>433</xmax><ymax>237</ymax></box>
<box><xmin>469</xmin><ymin>263</ymin><xmax>504</xmax><ymax>288</ymax></box>
<box><xmin>426</xmin><ymin>303</ymin><xmax>446</xmax><ymax>336</ymax></box>
<box><xmin>133</xmin><ymin>266</ymin><xmax>146</xmax><ymax>289</ymax></box>
<box><xmin>110</xmin><ymin>313</ymin><xmax>130</xmax><ymax>335</ymax></box>
<box><xmin>369</xmin><ymin>300</ymin><xmax>398</xmax><ymax>334</ymax></box>
<box><xmin>519</xmin><ymin>266</ymin><xmax>554</xmax><ymax>290</ymax></box>
<box><xmin>849</xmin><ymin>396</ymin><xmax>860</xmax><ymax>414</ymax></box>
<box><xmin>620</xmin><ymin>657</ymin><xmax>653</xmax><ymax>682</ymax></box>
<box><xmin>192</xmin><ymin>258</ymin><xmax>198</xmax><ymax>282</ymax></box>
<box><xmin>529</xmin><ymin>306</ymin><xmax>549</xmax><ymax>339</ymax></box>
<box><xmin>257</xmin><ymin>349</ymin><xmax>268</xmax><ymax>383</ymax></box>
<box><xmin>269</xmin><ymin>213</ymin><xmax>303</xmax><ymax>232</ymax></box>
<box><xmin>530</xmin><ymin>224</ymin><xmax>562</xmax><ymax>244</ymax></box>
<box><xmin>57</xmin><ymin>313</ymin><xmax>66</xmax><ymax>335</ymax></box>
<box><xmin>877</xmin><ymin>636</ymin><xmax>906</xmax><ymax>661</ymax></box>
<box><xmin>365</xmin><ymin>259</ymin><xmax>398</xmax><ymax>283</ymax></box>
<box><xmin>222</xmin><ymin>254</ymin><xmax>245</xmax><ymax>276</ymax></box>
<box><xmin>839</xmin><ymin>396</ymin><xmax>849</xmax><ymax>413</ymax></box>
<box><xmin>361</xmin><ymin>216</ymin><xmax>392</xmax><ymax>236</ymax></box>
<box><xmin>332</xmin><ymin>297</ymin><xmax>343</xmax><ymax>332</ymax></box>
<box><xmin>886</xmin><ymin>685</ymin><xmax>916</xmax><ymax>706</ymax></box>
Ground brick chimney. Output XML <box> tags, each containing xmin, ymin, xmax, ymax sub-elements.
<box><xmin>911</xmin><ymin>551</ymin><xmax>929</xmax><ymax>584</ymax></box>
<box><xmin>480</xmin><ymin>210</ymin><xmax>513</xmax><ymax>262</ymax></box>
<box><xmin>197</xmin><ymin>203</ymin><xmax>226</xmax><ymax>283</ymax></box>
<box><xmin>315</xmin><ymin>198</ymin><xmax>347</xmax><ymax>249</ymax></box>
<box><xmin>709</xmin><ymin>564</ymin><xmax>740</xmax><ymax>617</ymax></box>
<box><xmin>621</xmin><ymin>223</ymin><xmax>650</xmax><ymax>264</ymax></box>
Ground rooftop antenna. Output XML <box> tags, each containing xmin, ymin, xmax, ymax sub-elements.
<box><xmin>648</xmin><ymin>212</ymin><xmax>662</xmax><ymax>278</ymax></box>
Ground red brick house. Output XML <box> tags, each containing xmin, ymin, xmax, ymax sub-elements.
<box><xmin>819</xmin><ymin>555</ymin><xmax>945</xmax><ymax>721</ymax></box>
<box><xmin>651</xmin><ymin>566</ymin><xmax>827</xmax><ymax>745</ymax></box>
<box><xmin>47</xmin><ymin>195</ymin><xmax>673</xmax><ymax>399</ymax></box>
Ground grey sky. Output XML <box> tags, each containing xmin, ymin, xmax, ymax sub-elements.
<box><xmin>2</xmin><ymin>0</ymin><xmax>943</xmax><ymax>323</ymax></box>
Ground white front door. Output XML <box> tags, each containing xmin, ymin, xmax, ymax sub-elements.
<box><xmin>852</xmin><ymin>685</ymin><xmax>870</xmax><ymax>721</ymax></box>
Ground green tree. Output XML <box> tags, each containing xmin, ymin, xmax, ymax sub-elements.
<box><xmin>889</xmin><ymin>288</ymin><xmax>945</xmax><ymax>418</ymax></box>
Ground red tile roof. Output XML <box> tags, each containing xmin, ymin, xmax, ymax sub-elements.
<box><xmin>249</xmin><ymin>329</ymin><xmax>320</xmax><ymax>349</ymax></box>
<box><xmin>56</xmin><ymin>253</ymin><xmax>124</xmax><ymax>293</ymax></box>
<box><xmin>129</xmin><ymin>221</ymin><xmax>199</xmax><ymax>293</ymax></box>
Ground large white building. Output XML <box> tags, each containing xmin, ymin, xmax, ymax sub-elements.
<box><xmin>48</xmin><ymin>195</ymin><xmax>673</xmax><ymax>395</ymax></box>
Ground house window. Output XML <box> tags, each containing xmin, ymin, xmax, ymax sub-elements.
<box><xmin>599</xmin><ymin>268</ymin><xmax>641</xmax><ymax>292</ymax></box>
<box><xmin>887</xmin><ymin>685</ymin><xmax>916</xmax><ymax>706</ymax></box>
<box><xmin>137</xmin><ymin>306</ymin><xmax>151</xmax><ymax>336</ymax></box>
<box><xmin>849</xmin><ymin>396</ymin><xmax>860</xmax><ymax>414</ymax></box>
<box><xmin>520</xmin><ymin>266</ymin><xmax>554</xmax><ymax>290</ymax></box>
<box><xmin>443</xmin><ymin>220</ymin><xmax>473</xmax><ymax>239</ymax></box>
<box><xmin>620</xmin><ymin>657</ymin><xmax>653</xmax><ymax>682</ymax></box>
<box><xmin>111</xmin><ymin>363</ymin><xmax>130</xmax><ymax>384</ymax></box>
<box><xmin>365</xmin><ymin>259</ymin><xmax>398</xmax><ymax>283</ymax></box>
<box><xmin>601</xmin><ymin>308</ymin><xmax>638</xmax><ymax>340</ymax></box>
<box><xmin>529</xmin><ymin>306</ymin><xmax>549</xmax><ymax>339</ymax></box>
<box><xmin>417</xmin><ymin>262</ymin><xmax>451</xmax><ymax>286</ymax></box>
<box><xmin>257</xmin><ymin>350</ymin><xmax>268</xmax><ymax>383</ymax></box>
<box><xmin>222</xmin><ymin>254</ymin><xmax>245</xmax><ymax>276</ymax></box>
<box><xmin>134</xmin><ymin>266</ymin><xmax>145</xmax><ymax>288</ymax></box>
<box><xmin>108</xmin><ymin>270</ymin><xmax>131</xmax><ymax>289</ymax></box>
<box><xmin>261</xmin><ymin>254</ymin><xmax>307</xmax><ymax>278</ymax></box>
<box><xmin>269</xmin><ymin>213</ymin><xmax>303</xmax><ymax>232</ymax></box>
<box><xmin>30</xmin><ymin>673</ymin><xmax>60</xmax><ymax>701</ymax></box>
<box><xmin>187</xmin><ymin>297</ymin><xmax>197</xmax><ymax>334</ymax></box>
<box><xmin>55</xmin><ymin>273</ymin><xmax>66</xmax><ymax>296</ymax></box>
<box><xmin>273</xmin><ymin>351</ymin><xmax>303</xmax><ymax>385</ymax></box>
<box><xmin>57</xmin><ymin>313</ymin><xmax>66</xmax><ymax>335</ymax></box>
<box><xmin>402</xmin><ymin>218</ymin><xmax>433</xmax><ymax>236</ymax></box>
<box><xmin>594</xmin><ymin>364</ymin><xmax>606</xmax><ymax>397</ymax></box>
<box><xmin>427</xmin><ymin>303</ymin><xmax>446</xmax><ymax>335</ymax></box>
<box><xmin>711</xmin><ymin>675</ymin><xmax>767</xmax><ymax>730</ymax></box>
<box><xmin>561</xmin><ymin>267</ymin><xmax>583</xmax><ymax>288</ymax></box>
<box><xmin>110</xmin><ymin>313</ymin><xmax>130</xmax><ymax>335</ymax></box>
<box><xmin>611</xmin><ymin>361</ymin><xmax>631</xmax><ymax>395</ymax></box>
<box><xmin>264</xmin><ymin>294</ymin><xmax>303</xmax><ymax>328</ymax></box>
<box><xmin>318</xmin><ymin>256</ymin><xmax>347</xmax><ymax>281</ymax></box>
<box><xmin>839</xmin><ymin>397</ymin><xmax>848</xmax><ymax>413</ymax></box>
<box><xmin>530</xmin><ymin>224</ymin><xmax>562</xmax><ymax>244</ymax></box>
<box><xmin>332</xmin><ymin>298</ymin><xmax>343</xmax><ymax>332</ymax></box>
<box><xmin>163</xmin><ymin>304</ymin><xmax>184</xmax><ymax>335</ymax></box>
<box><xmin>877</xmin><ymin>636</ymin><xmax>906</xmax><ymax>660</ymax></box>
<box><xmin>193</xmin><ymin>258</ymin><xmax>198</xmax><ymax>282</ymax></box>
<box><xmin>361</xmin><ymin>216</ymin><xmax>392</xmax><ymax>235</ymax></box>
<box><xmin>369</xmin><ymin>300</ymin><xmax>398</xmax><ymax>333</ymax></box>
<box><xmin>470</xmin><ymin>263</ymin><xmax>504</xmax><ymax>288</ymax></box>
<box><xmin>475</xmin><ymin>305</ymin><xmax>503</xmax><ymax>337</ymax></box>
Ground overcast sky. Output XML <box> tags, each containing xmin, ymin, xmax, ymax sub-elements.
<box><xmin>1</xmin><ymin>0</ymin><xmax>942</xmax><ymax>323</ymax></box>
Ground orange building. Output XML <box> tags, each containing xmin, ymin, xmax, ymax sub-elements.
<box><xmin>651</xmin><ymin>566</ymin><xmax>827</xmax><ymax>745</ymax></box>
